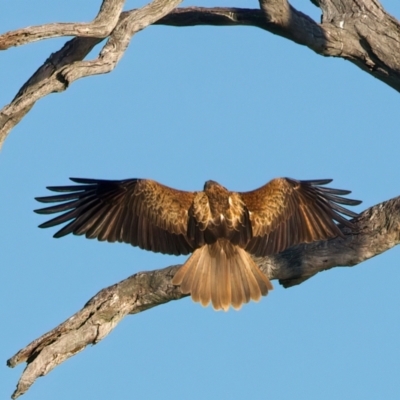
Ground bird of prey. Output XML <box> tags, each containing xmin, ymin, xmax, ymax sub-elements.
<box><xmin>35</xmin><ymin>177</ymin><xmax>361</xmax><ymax>311</ymax></box>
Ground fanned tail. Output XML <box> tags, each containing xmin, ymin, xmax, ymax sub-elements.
<box><xmin>172</xmin><ymin>240</ymin><xmax>273</xmax><ymax>311</ymax></box>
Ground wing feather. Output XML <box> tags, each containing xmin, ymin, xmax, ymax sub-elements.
<box><xmin>241</xmin><ymin>178</ymin><xmax>361</xmax><ymax>257</ymax></box>
<box><xmin>34</xmin><ymin>178</ymin><xmax>195</xmax><ymax>255</ymax></box>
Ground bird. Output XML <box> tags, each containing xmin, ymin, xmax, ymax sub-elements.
<box><xmin>34</xmin><ymin>177</ymin><xmax>361</xmax><ymax>311</ymax></box>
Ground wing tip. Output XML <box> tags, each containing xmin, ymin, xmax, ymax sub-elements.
<box><xmin>53</xmin><ymin>230</ymin><xmax>68</xmax><ymax>238</ymax></box>
<box><xmin>69</xmin><ymin>177</ymin><xmax>93</xmax><ymax>184</ymax></box>
<box><xmin>35</xmin><ymin>196</ymin><xmax>52</xmax><ymax>204</ymax></box>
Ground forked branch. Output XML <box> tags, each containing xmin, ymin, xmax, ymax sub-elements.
<box><xmin>0</xmin><ymin>0</ymin><xmax>183</xmax><ymax>148</ymax></box>
<box><xmin>0</xmin><ymin>0</ymin><xmax>125</xmax><ymax>50</ymax></box>
<box><xmin>1</xmin><ymin>1</ymin><xmax>400</xmax><ymax>147</ymax></box>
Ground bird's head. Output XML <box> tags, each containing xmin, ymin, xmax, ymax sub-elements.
<box><xmin>203</xmin><ymin>180</ymin><xmax>228</xmax><ymax>193</ymax></box>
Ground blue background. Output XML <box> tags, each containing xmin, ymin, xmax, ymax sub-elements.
<box><xmin>1</xmin><ymin>1</ymin><xmax>400</xmax><ymax>399</ymax></box>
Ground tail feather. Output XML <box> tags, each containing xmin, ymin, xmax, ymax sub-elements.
<box><xmin>172</xmin><ymin>240</ymin><xmax>273</xmax><ymax>311</ymax></box>
<box><xmin>237</xmin><ymin>247</ymin><xmax>262</xmax><ymax>302</ymax></box>
<box><xmin>241</xmin><ymin>248</ymin><xmax>273</xmax><ymax>295</ymax></box>
<box><xmin>177</xmin><ymin>249</ymin><xmax>201</xmax><ymax>294</ymax></box>
<box><xmin>230</xmin><ymin>257</ymin><xmax>246</xmax><ymax>309</ymax></box>
<box><xmin>211</xmin><ymin>245</ymin><xmax>232</xmax><ymax>310</ymax></box>
<box><xmin>190</xmin><ymin>249</ymin><xmax>210</xmax><ymax>306</ymax></box>
<box><xmin>236</xmin><ymin>256</ymin><xmax>252</xmax><ymax>305</ymax></box>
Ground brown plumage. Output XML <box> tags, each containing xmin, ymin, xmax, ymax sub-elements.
<box><xmin>35</xmin><ymin>177</ymin><xmax>361</xmax><ymax>311</ymax></box>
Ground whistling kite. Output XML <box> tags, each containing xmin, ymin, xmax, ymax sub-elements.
<box><xmin>35</xmin><ymin>177</ymin><xmax>361</xmax><ymax>311</ymax></box>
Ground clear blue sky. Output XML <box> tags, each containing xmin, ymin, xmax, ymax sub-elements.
<box><xmin>2</xmin><ymin>1</ymin><xmax>400</xmax><ymax>399</ymax></box>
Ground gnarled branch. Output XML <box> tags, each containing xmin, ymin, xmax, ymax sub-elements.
<box><xmin>7</xmin><ymin>194</ymin><xmax>400</xmax><ymax>399</ymax></box>
<box><xmin>0</xmin><ymin>0</ymin><xmax>183</xmax><ymax>148</ymax></box>
<box><xmin>1</xmin><ymin>1</ymin><xmax>400</xmax><ymax>147</ymax></box>
<box><xmin>0</xmin><ymin>0</ymin><xmax>125</xmax><ymax>49</ymax></box>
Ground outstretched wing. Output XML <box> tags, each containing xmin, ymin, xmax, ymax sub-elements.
<box><xmin>35</xmin><ymin>178</ymin><xmax>196</xmax><ymax>255</ymax></box>
<box><xmin>241</xmin><ymin>178</ymin><xmax>361</xmax><ymax>256</ymax></box>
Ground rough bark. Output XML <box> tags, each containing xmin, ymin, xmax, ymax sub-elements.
<box><xmin>7</xmin><ymin>195</ymin><xmax>400</xmax><ymax>399</ymax></box>
<box><xmin>0</xmin><ymin>0</ymin><xmax>125</xmax><ymax>49</ymax></box>
<box><xmin>1</xmin><ymin>0</ymin><xmax>400</xmax><ymax>148</ymax></box>
<box><xmin>157</xmin><ymin>2</ymin><xmax>400</xmax><ymax>90</ymax></box>
<box><xmin>0</xmin><ymin>0</ymin><xmax>184</xmax><ymax>148</ymax></box>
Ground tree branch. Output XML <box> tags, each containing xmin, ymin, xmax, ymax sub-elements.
<box><xmin>0</xmin><ymin>36</ymin><xmax>102</xmax><ymax>149</ymax></box>
<box><xmin>1</xmin><ymin>1</ymin><xmax>400</xmax><ymax>147</ymax></box>
<box><xmin>155</xmin><ymin>4</ymin><xmax>400</xmax><ymax>92</ymax></box>
<box><xmin>0</xmin><ymin>0</ymin><xmax>183</xmax><ymax>149</ymax></box>
<box><xmin>0</xmin><ymin>0</ymin><xmax>125</xmax><ymax>49</ymax></box>
<box><xmin>156</xmin><ymin>6</ymin><xmax>329</xmax><ymax>48</ymax></box>
<box><xmin>57</xmin><ymin>0</ymin><xmax>184</xmax><ymax>85</ymax></box>
<box><xmin>7</xmin><ymin>195</ymin><xmax>400</xmax><ymax>399</ymax></box>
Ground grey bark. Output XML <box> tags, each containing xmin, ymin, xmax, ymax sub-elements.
<box><xmin>1</xmin><ymin>0</ymin><xmax>400</xmax><ymax>148</ymax></box>
<box><xmin>7</xmin><ymin>195</ymin><xmax>400</xmax><ymax>399</ymax></box>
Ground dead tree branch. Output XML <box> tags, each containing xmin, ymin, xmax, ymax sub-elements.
<box><xmin>155</xmin><ymin>3</ymin><xmax>400</xmax><ymax>91</ymax></box>
<box><xmin>0</xmin><ymin>0</ymin><xmax>183</xmax><ymax>148</ymax></box>
<box><xmin>0</xmin><ymin>0</ymin><xmax>125</xmax><ymax>49</ymax></box>
<box><xmin>7</xmin><ymin>195</ymin><xmax>400</xmax><ymax>399</ymax></box>
<box><xmin>58</xmin><ymin>0</ymin><xmax>184</xmax><ymax>85</ymax></box>
<box><xmin>1</xmin><ymin>0</ymin><xmax>400</xmax><ymax>148</ymax></box>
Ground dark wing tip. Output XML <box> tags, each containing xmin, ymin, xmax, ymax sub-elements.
<box><xmin>34</xmin><ymin>196</ymin><xmax>50</xmax><ymax>205</ymax></box>
<box><xmin>290</xmin><ymin>178</ymin><xmax>362</xmax><ymax>206</ymax></box>
<box><xmin>33</xmin><ymin>178</ymin><xmax>102</xmax><ymax>234</ymax></box>
<box><xmin>34</xmin><ymin>207</ymin><xmax>49</xmax><ymax>214</ymax></box>
<box><xmin>301</xmin><ymin>179</ymin><xmax>333</xmax><ymax>186</ymax></box>
<box><xmin>343</xmin><ymin>198</ymin><xmax>362</xmax><ymax>206</ymax></box>
<box><xmin>45</xmin><ymin>185</ymin><xmax>87</xmax><ymax>193</ymax></box>
<box><xmin>33</xmin><ymin>177</ymin><xmax>139</xmax><ymax>244</ymax></box>
<box><xmin>292</xmin><ymin>178</ymin><xmax>362</xmax><ymax>229</ymax></box>
<box><xmin>52</xmin><ymin>225</ymin><xmax>75</xmax><ymax>238</ymax></box>
<box><xmin>69</xmin><ymin>177</ymin><xmax>97</xmax><ymax>184</ymax></box>
<box><xmin>38</xmin><ymin>220</ymin><xmax>56</xmax><ymax>229</ymax></box>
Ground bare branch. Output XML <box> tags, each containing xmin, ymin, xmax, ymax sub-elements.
<box><xmin>0</xmin><ymin>37</ymin><xmax>102</xmax><ymax>148</ymax></box>
<box><xmin>58</xmin><ymin>0</ymin><xmax>184</xmax><ymax>85</ymax></box>
<box><xmin>0</xmin><ymin>0</ymin><xmax>183</xmax><ymax>149</ymax></box>
<box><xmin>156</xmin><ymin>6</ymin><xmax>338</xmax><ymax>53</ymax></box>
<box><xmin>7</xmin><ymin>265</ymin><xmax>185</xmax><ymax>399</ymax></box>
<box><xmin>156</xmin><ymin>6</ymin><xmax>329</xmax><ymax>48</ymax></box>
<box><xmin>259</xmin><ymin>0</ymin><xmax>332</xmax><ymax>51</ymax></box>
<box><xmin>155</xmin><ymin>5</ymin><xmax>400</xmax><ymax>92</ymax></box>
<box><xmin>317</xmin><ymin>0</ymin><xmax>386</xmax><ymax>21</ymax></box>
<box><xmin>7</xmin><ymin>195</ymin><xmax>400</xmax><ymax>398</ymax></box>
<box><xmin>0</xmin><ymin>0</ymin><xmax>125</xmax><ymax>49</ymax></box>
<box><xmin>1</xmin><ymin>1</ymin><xmax>400</xmax><ymax>147</ymax></box>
